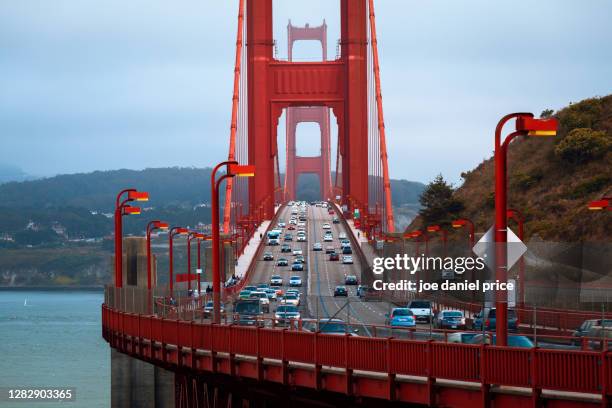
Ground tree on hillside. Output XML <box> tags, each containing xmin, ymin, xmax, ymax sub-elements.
<box><xmin>540</xmin><ymin>109</ymin><xmax>554</xmax><ymax>118</ymax></box>
<box><xmin>418</xmin><ymin>174</ymin><xmax>464</xmax><ymax>226</ymax></box>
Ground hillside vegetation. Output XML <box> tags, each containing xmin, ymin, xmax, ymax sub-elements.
<box><xmin>410</xmin><ymin>95</ymin><xmax>612</xmax><ymax>241</ymax></box>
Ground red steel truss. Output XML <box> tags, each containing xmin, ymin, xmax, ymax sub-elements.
<box><xmin>223</xmin><ymin>0</ymin><xmax>395</xmax><ymax>238</ymax></box>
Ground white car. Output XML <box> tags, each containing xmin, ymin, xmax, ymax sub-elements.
<box><xmin>297</xmin><ymin>235</ymin><xmax>307</xmax><ymax>242</ymax></box>
<box><xmin>342</xmin><ymin>255</ymin><xmax>354</xmax><ymax>264</ymax></box>
<box><xmin>270</xmin><ymin>275</ymin><xmax>283</xmax><ymax>286</ymax></box>
<box><xmin>278</xmin><ymin>222</ymin><xmax>286</xmax><ymax>228</ymax></box>
<box><xmin>289</xmin><ymin>276</ymin><xmax>302</xmax><ymax>287</ymax></box>
<box><xmin>338</xmin><ymin>232</ymin><xmax>347</xmax><ymax>239</ymax></box>
<box><xmin>286</xmin><ymin>289</ymin><xmax>300</xmax><ymax>299</ymax></box>
<box><xmin>292</xmin><ymin>248</ymin><xmax>303</xmax><ymax>256</ymax></box>
<box><xmin>313</xmin><ymin>242</ymin><xmax>323</xmax><ymax>251</ymax></box>
<box><xmin>249</xmin><ymin>291</ymin><xmax>270</xmax><ymax>312</ymax></box>
<box><xmin>323</xmin><ymin>235</ymin><xmax>333</xmax><ymax>242</ymax></box>
<box><xmin>322</xmin><ymin>223</ymin><xmax>331</xmax><ymax>230</ymax></box>
<box><xmin>281</xmin><ymin>293</ymin><xmax>300</xmax><ymax>306</ymax></box>
<box><xmin>298</xmin><ymin>222</ymin><xmax>306</xmax><ymax>228</ymax></box>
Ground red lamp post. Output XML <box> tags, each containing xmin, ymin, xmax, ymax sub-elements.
<box><xmin>146</xmin><ymin>220</ymin><xmax>169</xmax><ymax>290</ymax></box>
<box><xmin>168</xmin><ymin>227</ymin><xmax>189</xmax><ymax>297</ymax></box>
<box><xmin>196</xmin><ymin>234</ymin><xmax>210</xmax><ymax>295</ymax></box>
<box><xmin>187</xmin><ymin>232</ymin><xmax>207</xmax><ymax>293</ymax></box>
<box><xmin>211</xmin><ymin>161</ymin><xmax>255</xmax><ymax>323</ymax></box>
<box><xmin>452</xmin><ymin>218</ymin><xmax>476</xmax><ymax>301</ymax></box>
<box><xmin>507</xmin><ymin>209</ymin><xmax>525</xmax><ymax>307</ymax></box>
<box><xmin>426</xmin><ymin>225</ymin><xmax>448</xmax><ymax>258</ymax></box>
<box><xmin>114</xmin><ymin>189</ymin><xmax>148</xmax><ymax>288</ymax></box>
<box><xmin>494</xmin><ymin>113</ymin><xmax>558</xmax><ymax>346</ymax></box>
<box><xmin>452</xmin><ymin>218</ymin><xmax>475</xmax><ymax>249</ymax></box>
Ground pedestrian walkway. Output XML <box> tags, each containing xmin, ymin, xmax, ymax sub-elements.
<box><xmin>233</xmin><ymin>221</ymin><xmax>270</xmax><ymax>280</ymax></box>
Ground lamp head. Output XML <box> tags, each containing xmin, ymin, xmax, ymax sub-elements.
<box><xmin>123</xmin><ymin>206</ymin><xmax>141</xmax><ymax>215</ymax></box>
<box><xmin>516</xmin><ymin>116</ymin><xmax>558</xmax><ymax>137</ymax></box>
<box><xmin>228</xmin><ymin>164</ymin><xmax>255</xmax><ymax>177</ymax></box>
<box><xmin>128</xmin><ymin>191</ymin><xmax>150</xmax><ymax>202</ymax></box>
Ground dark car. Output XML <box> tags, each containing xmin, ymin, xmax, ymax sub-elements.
<box><xmin>334</xmin><ymin>286</ymin><xmax>348</xmax><ymax>297</ymax></box>
<box><xmin>329</xmin><ymin>252</ymin><xmax>339</xmax><ymax>261</ymax></box>
<box><xmin>284</xmin><ymin>233</ymin><xmax>293</xmax><ymax>241</ymax></box>
<box><xmin>277</xmin><ymin>257</ymin><xmax>289</xmax><ymax>266</ymax></box>
<box><xmin>584</xmin><ymin>326</ymin><xmax>612</xmax><ymax>350</ymax></box>
<box><xmin>263</xmin><ymin>252</ymin><xmax>274</xmax><ymax>261</ymax></box>
<box><xmin>281</xmin><ymin>244</ymin><xmax>291</xmax><ymax>253</ymax></box>
<box><xmin>342</xmin><ymin>246</ymin><xmax>353</xmax><ymax>254</ymax></box>
<box><xmin>345</xmin><ymin>275</ymin><xmax>358</xmax><ymax>285</ymax></box>
<box><xmin>573</xmin><ymin>319</ymin><xmax>612</xmax><ymax>343</ymax></box>
<box><xmin>325</xmin><ymin>246</ymin><xmax>335</xmax><ymax>254</ymax></box>
<box><xmin>434</xmin><ymin>310</ymin><xmax>467</xmax><ymax>330</ymax></box>
<box><xmin>332</xmin><ymin>217</ymin><xmax>340</xmax><ymax>224</ymax></box>
<box><xmin>291</xmin><ymin>262</ymin><xmax>304</xmax><ymax>271</ymax></box>
<box><xmin>233</xmin><ymin>300</ymin><xmax>263</xmax><ymax>326</ymax></box>
<box><xmin>473</xmin><ymin>308</ymin><xmax>518</xmax><ymax>332</ymax></box>
<box><xmin>359</xmin><ymin>286</ymin><xmax>381</xmax><ymax>301</ymax></box>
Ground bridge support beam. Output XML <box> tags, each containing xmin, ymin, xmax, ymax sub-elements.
<box><xmin>111</xmin><ymin>237</ymin><xmax>175</xmax><ymax>408</ymax></box>
<box><xmin>246</xmin><ymin>0</ymin><xmax>369</xmax><ymax>220</ymax></box>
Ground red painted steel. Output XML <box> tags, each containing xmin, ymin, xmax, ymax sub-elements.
<box><xmin>367</xmin><ymin>0</ymin><xmax>394</xmax><ymax>232</ymax></box>
<box><xmin>103</xmin><ymin>304</ymin><xmax>609</xmax><ymax>407</ymax></box>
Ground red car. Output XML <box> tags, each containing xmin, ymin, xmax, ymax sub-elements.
<box><xmin>287</xmin><ymin>225</ymin><xmax>295</xmax><ymax>230</ymax></box>
<box><xmin>329</xmin><ymin>252</ymin><xmax>339</xmax><ymax>261</ymax></box>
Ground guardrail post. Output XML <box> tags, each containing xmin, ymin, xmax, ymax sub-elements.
<box><xmin>281</xmin><ymin>329</ymin><xmax>289</xmax><ymax>386</ymax></box>
<box><xmin>256</xmin><ymin>324</ymin><xmax>264</xmax><ymax>381</ymax></box>
<box><xmin>601</xmin><ymin>351</ymin><xmax>608</xmax><ymax>408</ymax></box>
<box><xmin>137</xmin><ymin>313</ymin><xmax>142</xmax><ymax>357</ymax></box>
<box><xmin>176</xmin><ymin>318</ymin><xmax>182</xmax><ymax>368</ymax></box>
<box><xmin>345</xmin><ymin>333</ymin><xmax>353</xmax><ymax>396</ymax></box>
<box><xmin>387</xmin><ymin>337</ymin><xmax>396</xmax><ymax>401</ymax></box>
<box><xmin>480</xmin><ymin>344</ymin><xmax>490</xmax><ymax>408</ymax></box>
<box><xmin>161</xmin><ymin>317</ymin><xmax>167</xmax><ymax>364</ymax></box>
<box><xmin>190</xmin><ymin>321</ymin><xmax>196</xmax><ymax>370</ymax></box>
<box><xmin>314</xmin><ymin>331</ymin><xmax>322</xmax><ymax>391</ymax></box>
<box><xmin>426</xmin><ymin>340</ymin><xmax>435</xmax><ymax>407</ymax></box>
<box><xmin>530</xmin><ymin>347</ymin><xmax>541</xmax><ymax>407</ymax></box>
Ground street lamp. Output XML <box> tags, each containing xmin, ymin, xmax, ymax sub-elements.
<box><xmin>146</xmin><ymin>220</ymin><xmax>169</xmax><ymax>290</ymax></box>
<box><xmin>168</xmin><ymin>227</ymin><xmax>189</xmax><ymax>297</ymax></box>
<box><xmin>452</xmin><ymin>218</ymin><xmax>476</xmax><ymax>301</ymax></box>
<box><xmin>195</xmin><ymin>234</ymin><xmax>210</xmax><ymax>295</ymax></box>
<box><xmin>187</xmin><ymin>232</ymin><xmax>207</xmax><ymax>293</ymax></box>
<box><xmin>114</xmin><ymin>189</ymin><xmax>149</xmax><ymax>288</ymax></box>
<box><xmin>507</xmin><ymin>209</ymin><xmax>525</xmax><ymax>308</ymax></box>
<box><xmin>426</xmin><ymin>225</ymin><xmax>448</xmax><ymax>258</ymax></box>
<box><xmin>211</xmin><ymin>161</ymin><xmax>255</xmax><ymax>323</ymax></box>
<box><xmin>452</xmin><ymin>218</ymin><xmax>475</xmax><ymax>249</ymax></box>
<box><xmin>494</xmin><ymin>113</ymin><xmax>557</xmax><ymax>346</ymax></box>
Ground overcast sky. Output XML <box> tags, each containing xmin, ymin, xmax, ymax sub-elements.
<box><xmin>1</xmin><ymin>0</ymin><xmax>611</xmax><ymax>184</ymax></box>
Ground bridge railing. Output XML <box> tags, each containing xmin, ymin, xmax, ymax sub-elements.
<box><xmin>102</xmin><ymin>303</ymin><xmax>610</xmax><ymax>400</ymax></box>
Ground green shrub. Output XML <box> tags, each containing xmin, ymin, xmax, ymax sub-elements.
<box><xmin>564</xmin><ymin>175</ymin><xmax>611</xmax><ymax>199</ymax></box>
<box><xmin>554</xmin><ymin>128</ymin><xmax>610</xmax><ymax>164</ymax></box>
<box><xmin>558</xmin><ymin>98</ymin><xmax>603</xmax><ymax>130</ymax></box>
<box><xmin>511</xmin><ymin>171</ymin><xmax>543</xmax><ymax>191</ymax></box>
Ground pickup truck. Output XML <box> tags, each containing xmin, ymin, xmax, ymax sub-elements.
<box><xmin>407</xmin><ymin>300</ymin><xmax>433</xmax><ymax>323</ymax></box>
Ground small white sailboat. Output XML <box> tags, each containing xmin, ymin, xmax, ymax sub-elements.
<box><xmin>24</xmin><ymin>298</ymin><xmax>28</xmax><ymax>306</ymax></box>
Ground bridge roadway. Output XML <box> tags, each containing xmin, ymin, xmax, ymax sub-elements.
<box><xmin>243</xmin><ymin>203</ymin><xmax>414</xmax><ymax>333</ymax></box>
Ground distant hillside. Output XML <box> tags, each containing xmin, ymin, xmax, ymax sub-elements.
<box><xmin>408</xmin><ymin>95</ymin><xmax>612</xmax><ymax>241</ymax></box>
<box><xmin>0</xmin><ymin>167</ymin><xmax>424</xmax><ymax>245</ymax></box>
<box><xmin>0</xmin><ymin>167</ymin><xmax>214</xmax><ymax>211</ymax></box>
<box><xmin>0</xmin><ymin>164</ymin><xmax>37</xmax><ymax>184</ymax></box>
<box><xmin>295</xmin><ymin>173</ymin><xmax>425</xmax><ymax>207</ymax></box>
